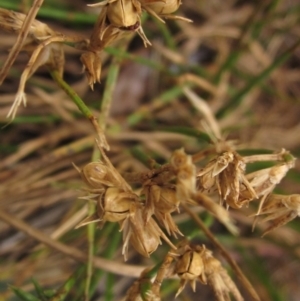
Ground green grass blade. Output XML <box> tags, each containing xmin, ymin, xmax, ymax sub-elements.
<box><xmin>10</xmin><ymin>286</ymin><xmax>40</xmax><ymax>301</ymax></box>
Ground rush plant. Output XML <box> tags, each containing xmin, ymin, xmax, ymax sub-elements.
<box><xmin>0</xmin><ymin>1</ymin><xmax>299</xmax><ymax>301</ymax></box>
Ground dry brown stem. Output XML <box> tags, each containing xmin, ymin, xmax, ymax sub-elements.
<box><xmin>0</xmin><ymin>208</ymin><xmax>146</xmax><ymax>277</ymax></box>
<box><xmin>0</xmin><ymin>0</ymin><xmax>44</xmax><ymax>84</ymax></box>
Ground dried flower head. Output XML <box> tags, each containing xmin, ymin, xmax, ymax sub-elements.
<box><xmin>172</xmin><ymin>242</ymin><xmax>243</xmax><ymax>301</ymax></box>
<box><xmin>197</xmin><ymin>151</ymin><xmax>257</xmax><ymax>209</ymax></box>
<box><xmin>142</xmin><ymin>183</ymin><xmax>181</xmax><ymax>237</ymax></box>
<box><xmin>201</xmin><ymin>246</ymin><xmax>243</xmax><ymax>301</ymax></box>
<box><xmin>254</xmin><ymin>194</ymin><xmax>300</xmax><ymax>236</ymax></box>
<box><xmin>121</xmin><ymin>205</ymin><xmax>177</xmax><ymax>259</ymax></box>
<box><xmin>245</xmin><ymin>159</ymin><xmax>295</xmax><ymax>214</ymax></box>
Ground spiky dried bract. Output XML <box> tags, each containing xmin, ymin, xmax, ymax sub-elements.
<box><xmin>244</xmin><ymin>158</ymin><xmax>296</xmax><ymax>214</ymax></box>
<box><xmin>255</xmin><ymin>194</ymin><xmax>300</xmax><ymax>236</ymax></box>
<box><xmin>170</xmin><ymin>148</ymin><xmax>196</xmax><ymax>201</ymax></box>
<box><xmin>201</xmin><ymin>247</ymin><xmax>244</xmax><ymax>301</ymax></box>
<box><xmin>121</xmin><ymin>206</ymin><xmax>176</xmax><ymax>259</ymax></box>
<box><xmin>82</xmin><ymin>0</ymin><xmax>152</xmax><ymax>87</ymax></box>
<box><xmin>142</xmin><ymin>184</ymin><xmax>182</xmax><ymax>237</ymax></box>
<box><xmin>198</xmin><ymin>151</ymin><xmax>257</xmax><ymax>209</ymax></box>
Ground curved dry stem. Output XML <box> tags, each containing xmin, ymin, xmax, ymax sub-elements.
<box><xmin>0</xmin><ymin>208</ymin><xmax>146</xmax><ymax>278</ymax></box>
<box><xmin>0</xmin><ymin>0</ymin><xmax>44</xmax><ymax>85</ymax></box>
<box><xmin>181</xmin><ymin>203</ymin><xmax>261</xmax><ymax>301</ymax></box>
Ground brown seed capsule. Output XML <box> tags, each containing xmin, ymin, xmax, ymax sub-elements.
<box><xmin>176</xmin><ymin>250</ymin><xmax>204</xmax><ymax>281</ymax></box>
<box><xmin>139</xmin><ymin>0</ymin><xmax>191</xmax><ymax>23</ymax></box>
<box><xmin>143</xmin><ymin>184</ymin><xmax>181</xmax><ymax>236</ymax></box>
<box><xmin>107</xmin><ymin>0</ymin><xmax>141</xmax><ymax>28</ymax></box>
<box><xmin>121</xmin><ymin>205</ymin><xmax>177</xmax><ymax>259</ymax></box>
<box><xmin>139</xmin><ymin>0</ymin><xmax>181</xmax><ymax>15</ymax></box>
<box><xmin>80</xmin><ymin>161</ymin><xmax>115</xmax><ymax>189</ymax></box>
<box><xmin>99</xmin><ymin>187</ymin><xmax>137</xmax><ymax>222</ymax></box>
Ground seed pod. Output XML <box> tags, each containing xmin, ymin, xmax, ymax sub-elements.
<box><xmin>80</xmin><ymin>162</ymin><xmax>115</xmax><ymax>189</ymax></box>
<box><xmin>99</xmin><ymin>187</ymin><xmax>137</xmax><ymax>222</ymax></box>
<box><xmin>143</xmin><ymin>184</ymin><xmax>181</xmax><ymax>236</ymax></box>
<box><xmin>176</xmin><ymin>250</ymin><xmax>204</xmax><ymax>281</ymax></box>
<box><xmin>107</xmin><ymin>0</ymin><xmax>141</xmax><ymax>28</ymax></box>
<box><xmin>139</xmin><ymin>0</ymin><xmax>181</xmax><ymax>15</ymax></box>
<box><xmin>139</xmin><ymin>0</ymin><xmax>191</xmax><ymax>23</ymax></box>
<box><xmin>173</xmin><ymin>244</ymin><xmax>206</xmax><ymax>296</ymax></box>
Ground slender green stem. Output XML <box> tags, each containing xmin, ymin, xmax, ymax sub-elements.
<box><xmin>0</xmin><ymin>1</ymin><xmax>97</xmax><ymax>24</ymax></box>
<box><xmin>50</xmin><ymin>70</ymin><xmax>93</xmax><ymax>119</ymax></box>
<box><xmin>50</xmin><ymin>70</ymin><xmax>109</xmax><ymax>149</ymax></box>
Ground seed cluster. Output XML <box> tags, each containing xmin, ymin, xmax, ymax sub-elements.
<box><xmin>75</xmin><ymin>138</ymin><xmax>298</xmax><ymax>300</ymax></box>
<box><xmin>0</xmin><ymin>1</ymin><xmax>191</xmax><ymax>118</ymax></box>
<box><xmin>1</xmin><ymin>2</ymin><xmax>299</xmax><ymax>300</ymax></box>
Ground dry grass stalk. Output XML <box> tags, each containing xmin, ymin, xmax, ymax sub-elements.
<box><xmin>0</xmin><ymin>0</ymin><xmax>44</xmax><ymax>84</ymax></box>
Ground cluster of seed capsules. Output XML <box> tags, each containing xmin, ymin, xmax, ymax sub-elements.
<box><xmin>81</xmin><ymin>0</ymin><xmax>192</xmax><ymax>88</ymax></box>
<box><xmin>124</xmin><ymin>242</ymin><xmax>243</xmax><ymax>301</ymax></box>
<box><xmin>0</xmin><ymin>1</ymin><xmax>191</xmax><ymax>118</ymax></box>
<box><xmin>74</xmin><ymin>147</ymin><xmax>184</xmax><ymax>260</ymax></box>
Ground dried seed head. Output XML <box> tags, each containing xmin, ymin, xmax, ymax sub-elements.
<box><xmin>143</xmin><ymin>184</ymin><xmax>181</xmax><ymax>236</ymax></box>
<box><xmin>121</xmin><ymin>205</ymin><xmax>177</xmax><ymax>259</ymax></box>
<box><xmin>80</xmin><ymin>51</ymin><xmax>102</xmax><ymax>89</ymax></box>
<box><xmin>201</xmin><ymin>247</ymin><xmax>244</xmax><ymax>301</ymax></box>
<box><xmin>245</xmin><ymin>159</ymin><xmax>295</xmax><ymax>214</ymax></box>
<box><xmin>129</xmin><ymin>222</ymin><xmax>162</xmax><ymax>257</ymax></box>
<box><xmin>255</xmin><ymin>194</ymin><xmax>300</xmax><ymax>236</ymax></box>
<box><xmin>198</xmin><ymin>151</ymin><xmax>256</xmax><ymax>209</ymax></box>
<box><xmin>124</xmin><ymin>268</ymin><xmax>157</xmax><ymax>301</ymax></box>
